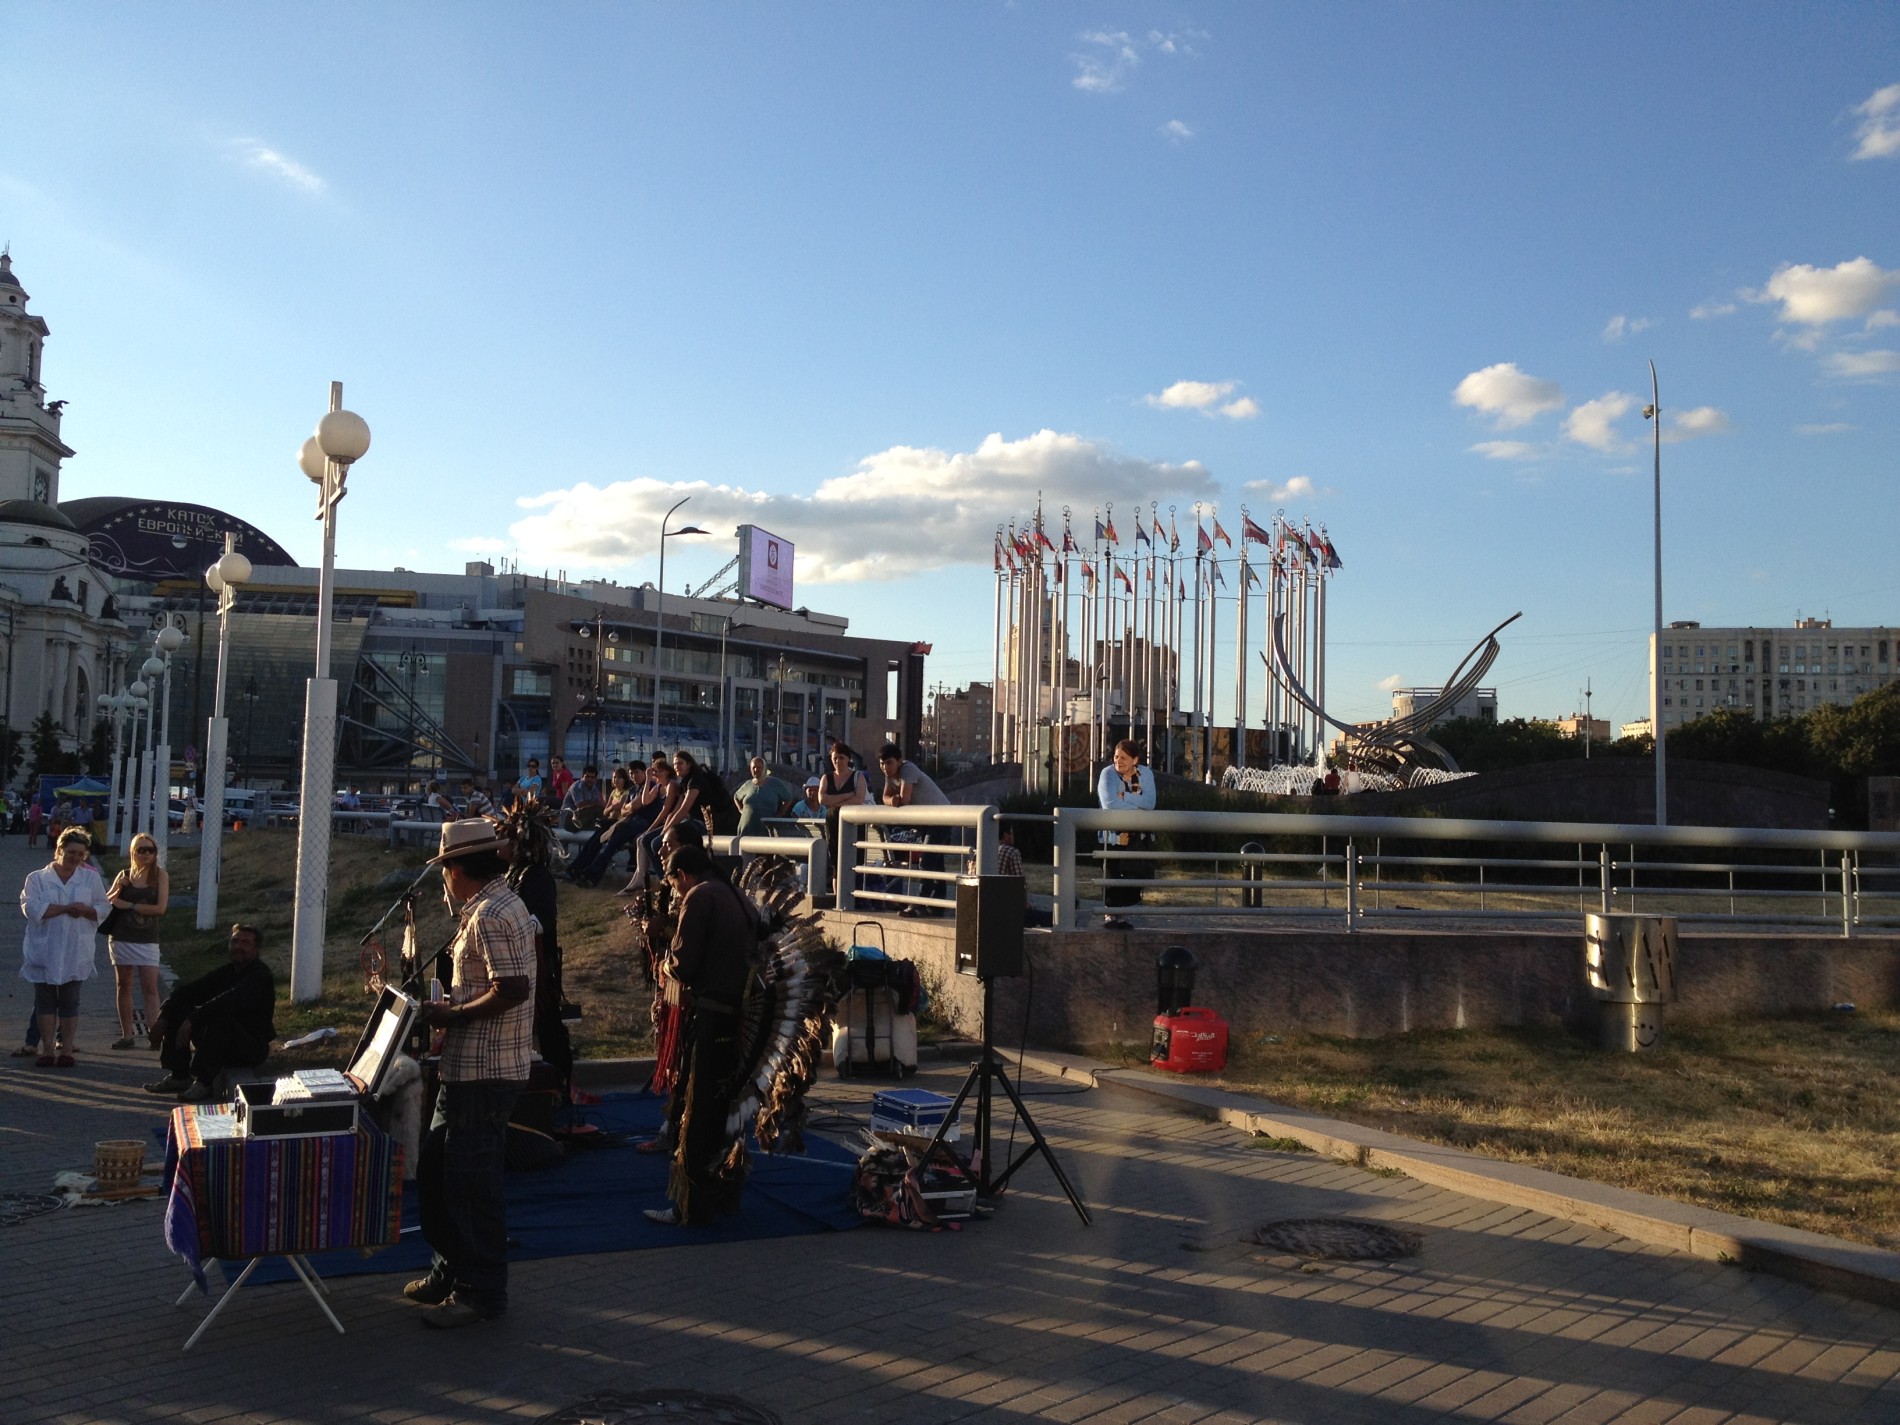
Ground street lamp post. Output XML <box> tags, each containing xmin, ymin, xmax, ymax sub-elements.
<box><xmin>289</xmin><ymin>383</ymin><xmax>372</xmax><ymax>1005</ymax></box>
<box><xmin>128</xmin><ymin>677</ymin><xmax>153</xmax><ymax>838</ymax></box>
<box><xmin>100</xmin><ymin>692</ymin><xmax>130</xmax><ymax>847</ymax></box>
<box><xmin>197</xmin><ymin>535</ymin><xmax>252</xmax><ymax>931</ymax></box>
<box><xmin>575</xmin><ymin>612</ymin><xmax>620</xmax><ymax>767</ymax></box>
<box><xmin>649</xmin><ymin>496</ymin><xmax>709</xmax><ymax>752</ymax></box>
<box><xmin>151</xmin><ymin>623</ymin><xmax>185</xmax><ymax>865</ymax></box>
<box><xmin>1642</xmin><ymin>360</ymin><xmax>1666</xmax><ymax>827</ymax></box>
<box><xmin>137</xmin><ymin>653</ymin><xmax>165</xmax><ymax>839</ymax></box>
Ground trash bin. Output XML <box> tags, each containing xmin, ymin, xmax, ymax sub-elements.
<box><xmin>1156</xmin><ymin>945</ymin><xmax>1198</xmax><ymax>1016</ymax></box>
<box><xmin>1583</xmin><ymin>913</ymin><xmax>1678</xmax><ymax>1051</ymax></box>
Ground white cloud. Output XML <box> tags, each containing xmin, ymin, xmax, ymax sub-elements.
<box><xmin>1468</xmin><ymin>440</ymin><xmax>1539</xmax><ymax>461</ymax></box>
<box><xmin>1147</xmin><ymin>29</ymin><xmax>1204</xmax><ymax>56</ymax></box>
<box><xmin>1753</xmin><ymin>257</ymin><xmax>1898</xmax><ymax>325</ymax></box>
<box><xmin>1452</xmin><ymin>363</ymin><xmax>1565</xmax><ymax>428</ymax></box>
<box><xmin>1071</xmin><ymin>31</ymin><xmax>1138</xmax><ymax>92</ymax></box>
<box><xmin>1602</xmin><ymin>314</ymin><xmax>1654</xmax><ymax>342</ymax></box>
<box><xmin>1824</xmin><ymin>349</ymin><xmax>1900</xmax><ymax>379</ymax></box>
<box><xmin>1796</xmin><ymin>422</ymin><xmax>1853</xmax><ymax>435</ymax></box>
<box><xmin>1562</xmin><ymin>392</ymin><xmax>1636</xmax><ymax>452</ymax></box>
<box><xmin>1160</xmin><ymin>119</ymin><xmax>1194</xmax><ymax>143</ymax></box>
<box><xmin>1664</xmin><ymin>406</ymin><xmax>1732</xmax><ymax>443</ymax></box>
<box><xmin>1867</xmin><ymin>310</ymin><xmax>1900</xmax><ymax>330</ymax></box>
<box><xmin>1851</xmin><ymin>83</ymin><xmax>1900</xmax><ymax>160</ymax></box>
<box><xmin>501</xmin><ymin>430</ymin><xmax>1217</xmax><ymax>583</ymax></box>
<box><xmin>227</xmin><ymin>138</ymin><xmax>324</xmax><ymax>193</ymax></box>
<box><xmin>1242</xmin><ymin>475</ymin><xmax>1314</xmax><ymax>502</ymax></box>
<box><xmin>1147</xmin><ymin>379</ymin><xmax>1256</xmax><ymax>418</ymax></box>
<box><xmin>1690</xmin><ymin>299</ymin><xmax>1738</xmax><ymax>320</ymax></box>
<box><xmin>1377</xmin><ymin>673</ymin><xmax>1403</xmax><ymax>692</ymax></box>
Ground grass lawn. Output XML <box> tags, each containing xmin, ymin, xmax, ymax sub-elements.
<box><xmin>1091</xmin><ymin>1013</ymin><xmax>1900</xmax><ymax>1249</ymax></box>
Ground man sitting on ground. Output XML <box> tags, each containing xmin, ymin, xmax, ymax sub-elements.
<box><xmin>560</xmin><ymin>764</ymin><xmax>606</xmax><ymax>831</ymax></box>
<box><xmin>145</xmin><ymin>923</ymin><xmax>277</xmax><ymax>1102</ymax></box>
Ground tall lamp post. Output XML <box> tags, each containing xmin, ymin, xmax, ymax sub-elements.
<box><xmin>575</xmin><ymin>613</ymin><xmax>619</xmax><ymax>766</ymax></box>
<box><xmin>127</xmin><ymin>678</ymin><xmax>152</xmax><ymax>839</ymax></box>
<box><xmin>289</xmin><ymin>384</ymin><xmax>371</xmax><ymax>1005</ymax></box>
<box><xmin>99</xmin><ymin>692</ymin><xmax>131</xmax><ymax>847</ymax></box>
<box><xmin>649</xmin><ymin>496</ymin><xmax>708</xmax><ymax>752</ymax></box>
<box><xmin>1642</xmin><ymin>360</ymin><xmax>1666</xmax><ymax>827</ymax></box>
<box><xmin>197</xmin><ymin>536</ymin><xmax>252</xmax><ymax>931</ymax></box>
<box><xmin>150</xmin><ymin>623</ymin><xmax>186</xmax><ymax>865</ymax></box>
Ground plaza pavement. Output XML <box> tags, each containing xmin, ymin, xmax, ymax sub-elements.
<box><xmin>4</xmin><ymin>835</ymin><xmax>1900</xmax><ymax>1423</ymax></box>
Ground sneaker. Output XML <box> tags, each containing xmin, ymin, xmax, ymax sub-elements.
<box><xmin>420</xmin><ymin>1294</ymin><xmax>501</xmax><ymax>1329</ymax></box>
<box><xmin>642</xmin><ymin>1207</ymin><xmax>680</xmax><ymax>1226</ymax></box>
<box><xmin>110</xmin><ymin>1037</ymin><xmax>136</xmax><ymax>1051</ymax></box>
<box><xmin>403</xmin><ymin>1276</ymin><xmax>454</xmax><ymax>1306</ymax></box>
<box><xmin>145</xmin><ymin>1074</ymin><xmax>192</xmax><ymax>1096</ymax></box>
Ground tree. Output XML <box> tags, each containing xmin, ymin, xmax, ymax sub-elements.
<box><xmin>1431</xmin><ymin>717</ymin><xmax>1585</xmax><ymax>773</ymax></box>
<box><xmin>0</xmin><ymin>724</ymin><xmax>22</xmax><ymax>784</ymax></box>
<box><xmin>1805</xmin><ymin>684</ymin><xmax>1900</xmax><ymax>778</ymax></box>
<box><xmin>23</xmin><ymin>712</ymin><xmax>78</xmax><ymax>784</ymax></box>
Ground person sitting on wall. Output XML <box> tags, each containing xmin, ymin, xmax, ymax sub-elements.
<box><xmin>144</xmin><ymin>923</ymin><xmax>277</xmax><ymax>1103</ymax></box>
<box><xmin>560</xmin><ymin>765</ymin><xmax>606</xmax><ymax>831</ymax></box>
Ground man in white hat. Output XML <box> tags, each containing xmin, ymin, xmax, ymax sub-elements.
<box><xmin>405</xmin><ymin>818</ymin><xmax>535</xmax><ymax>1328</ymax></box>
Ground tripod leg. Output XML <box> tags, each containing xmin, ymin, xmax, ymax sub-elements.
<box><xmin>985</xmin><ymin>1057</ymin><xmax>1091</xmax><ymax>1225</ymax></box>
<box><xmin>920</xmin><ymin>1057</ymin><xmax>984</xmax><ymax>1184</ymax></box>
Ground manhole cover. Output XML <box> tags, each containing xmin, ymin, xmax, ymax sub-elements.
<box><xmin>536</xmin><ymin>1392</ymin><xmax>782</xmax><ymax>1425</ymax></box>
<box><xmin>1</xmin><ymin>1193</ymin><xmax>65</xmax><ymax>1228</ymax></box>
<box><xmin>1252</xmin><ymin>1217</ymin><xmax>1422</xmax><ymax>1260</ymax></box>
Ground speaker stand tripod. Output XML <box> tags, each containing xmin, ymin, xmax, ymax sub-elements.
<box><xmin>922</xmin><ymin>975</ymin><xmax>1091</xmax><ymax>1225</ymax></box>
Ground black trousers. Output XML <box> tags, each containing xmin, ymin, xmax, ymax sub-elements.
<box><xmin>671</xmin><ymin>1008</ymin><xmax>746</xmax><ymax>1225</ymax></box>
<box><xmin>159</xmin><ymin>1016</ymin><xmax>270</xmax><ymax>1084</ymax></box>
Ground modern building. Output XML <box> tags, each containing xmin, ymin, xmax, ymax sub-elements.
<box><xmin>1654</xmin><ymin>618</ymin><xmax>1897</xmax><ymax>729</ymax></box>
<box><xmin>1389</xmin><ymin>686</ymin><xmax>1497</xmax><ymax>724</ymax></box>
<box><xmin>0</xmin><ymin>251</ymin><xmax>928</xmax><ymax>790</ymax></box>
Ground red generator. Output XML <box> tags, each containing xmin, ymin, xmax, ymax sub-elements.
<box><xmin>1151</xmin><ymin>1006</ymin><xmax>1229</xmax><ymax>1074</ymax></box>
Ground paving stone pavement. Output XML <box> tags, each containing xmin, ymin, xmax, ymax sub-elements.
<box><xmin>4</xmin><ymin>836</ymin><xmax>1900</xmax><ymax>1423</ymax></box>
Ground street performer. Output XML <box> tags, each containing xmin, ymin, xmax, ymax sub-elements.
<box><xmin>644</xmin><ymin>843</ymin><xmax>756</xmax><ymax>1227</ymax></box>
<box><xmin>406</xmin><ymin>819</ymin><xmax>535</xmax><ymax>1328</ymax></box>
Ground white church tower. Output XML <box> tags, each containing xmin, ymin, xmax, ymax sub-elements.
<box><xmin>0</xmin><ymin>251</ymin><xmax>129</xmax><ymax>772</ymax></box>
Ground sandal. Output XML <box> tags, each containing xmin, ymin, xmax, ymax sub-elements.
<box><xmin>55</xmin><ymin>1054</ymin><xmax>76</xmax><ymax>1068</ymax></box>
<box><xmin>34</xmin><ymin>1055</ymin><xmax>54</xmax><ymax>1068</ymax></box>
<box><xmin>10</xmin><ymin>1045</ymin><xmax>36</xmax><ymax>1058</ymax></box>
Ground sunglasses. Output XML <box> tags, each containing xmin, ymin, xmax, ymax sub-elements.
<box><xmin>134</xmin><ymin>847</ymin><xmax>157</xmax><ymax>856</ymax></box>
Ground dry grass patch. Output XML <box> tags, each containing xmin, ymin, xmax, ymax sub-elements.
<box><xmin>1092</xmin><ymin>1014</ymin><xmax>1900</xmax><ymax>1248</ymax></box>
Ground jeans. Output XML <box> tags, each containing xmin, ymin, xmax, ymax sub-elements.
<box><xmin>418</xmin><ymin>1078</ymin><xmax>522</xmax><ymax>1314</ymax></box>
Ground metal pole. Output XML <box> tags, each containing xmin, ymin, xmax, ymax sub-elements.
<box><xmin>650</xmin><ymin>495</ymin><xmax>691</xmax><ymax>752</ymax></box>
<box><xmin>199</xmin><ymin>535</ymin><xmax>240</xmax><ymax>930</ymax></box>
<box><xmin>1646</xmin><ymin>360</ymin><xmax>1666</xmax><ymax>827</ymax></box>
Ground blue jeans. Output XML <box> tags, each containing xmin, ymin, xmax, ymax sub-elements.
<box><xmin>418</xmin><ymin>1079</ymin><xmax>522</xmax><ymax>1314</ymax></box>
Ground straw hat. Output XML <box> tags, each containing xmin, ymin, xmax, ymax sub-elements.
<box><xmin>427</xmin><ymin>817</ymin><xmax>514</xmax><ymax>865</ymax></box>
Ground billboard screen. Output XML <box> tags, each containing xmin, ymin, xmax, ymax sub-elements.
<box><xmin>738</xmin><ymin>524</ymin><xmax>795</xmax><ymax>609</ymax></box>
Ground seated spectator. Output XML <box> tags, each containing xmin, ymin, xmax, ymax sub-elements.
<box><xmin>145</xmin><ymin>923</ymin><xmax>277</xmax><ymax>1103</ymax></box>
<box><xmin>570</xmin><ymin>765</ymin><xmax>655</xmax><ymax>886</ymax></box>
<box><xmin>426</xmin><ymin>781</ymin><xmax>456</xmax><ymax>815</ymax></box>
<box><xmin>560</xmin><ymin>765</ymin><xmax>606</xmax><ymax>830</ymax></box>
<box><xmin>791</xmin><ymin>777</ymin><xmax>823</xmax><ymax>821</ymax></box>
<box><xmin>463</xmin><ymin>779</ymin><xmax>493</xmax><ymax>816</ymax></box>
<box><xmin>548</xmin><ymin>754</ymin><xmax>576</xmax><ymax>803</ymax></box>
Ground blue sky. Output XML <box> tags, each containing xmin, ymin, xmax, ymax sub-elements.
<box><xmin>5</xmin><ymin>3</ymin><xmax>1896</xmax><ymax>730</ymax></box>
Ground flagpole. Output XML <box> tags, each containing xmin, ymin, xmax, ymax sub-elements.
<box><xmin>990</xmin><ymin>530</ymin><xmax>1004</xmax><ymax>770</ymax></box>
<box><xmin>1235</xmin><ymin>508</ymin><xmax>1250</xmax><ymax>770</ymax></box>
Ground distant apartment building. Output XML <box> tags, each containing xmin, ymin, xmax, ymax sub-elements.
<box><xmin>1390</xmin><ymin>687</ymin><xmax>1497</xmax><ymax>723</ymax></box>
<box><xmin>931</xmin><ymin>682</ymin><xmax>994</xmax><ymax>768</ymax></box>
<box><xmin>1655</xmin><ymin>618</ymin><xmax>1897</xmax><ymax>729</ymax></box>
<box><xmin>1546</xmin><ymin>713</ymin><xmax>1612</xmax><ymax>743</ymax></box>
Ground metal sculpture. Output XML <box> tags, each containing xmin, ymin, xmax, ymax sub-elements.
<box><xmin>1267</xmin><ymin>611</ymin><xmax>1522</xmax><ymax>772</ymax></box>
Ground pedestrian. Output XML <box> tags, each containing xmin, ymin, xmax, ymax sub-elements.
<box><xmin>406</xmin><ymin>819</ymin><xmax>535</xmax><ymax>1327</ymax></box>
<box><xmin>105</xmin><ymin>832</ymin><xmax>167</xmax><ymax>1050</ymax></box>
<box><xmin>1096</xmin><ymin>738</ymin><xmax>1157</xmax><ymax>930</ymax></box>
<box><xmin>27</xmin><ymin>796</ymin><xmax>44</xmax><ymax>847</ymax></box>
<box><xmin>19</xmin><ymin>828</ymin><xmax>111</xmax><ymax>1067</ymax></box>
<box><xmin>817</xmin><ymin>743</ymin><xmax>870</xmax><ymax>898</ymax></box>
<box><xmin>877</xmin><ymin>743</ymin><xmax>952</xmax><ymax>915</ymax></box>
<box><xmin>733</xmin><ymin>756</ymin><xmax>797</xmax><ymax>838</ymax></box>
<box><xmin>644</xmin><ymin>843</ymin><xmax>756</xmax><ymax>1227</ymax></box>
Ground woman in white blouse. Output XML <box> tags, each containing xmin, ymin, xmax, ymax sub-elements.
<box><xmin>19</xmin><ymin>828</ymin><xmax>112</xmax><ymax>1067</ymax></box>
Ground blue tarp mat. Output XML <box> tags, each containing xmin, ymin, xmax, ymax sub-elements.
<box><xmin>228</xmin><ymin>1089</ymin><xmax>860</xmax><ymax>1286</ymax></box>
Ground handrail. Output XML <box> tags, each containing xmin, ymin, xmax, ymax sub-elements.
<box><xmin>1050</xmin><ymin>806</ymin><xmax>1900</xmax><ymax>933</ymax></box>
<box><xmin>837</xmin><ymin>804</ymin><xmax>999</xmax><ymax>914</ymax></box>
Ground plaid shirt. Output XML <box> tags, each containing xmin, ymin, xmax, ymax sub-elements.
<box><xmin>996</xmin><ymin>842</ymin><xmax>1023</xmax><ymax>879</ymax></box>
<box><xmin>439</xmin><ymin>876</ymin><xmax>536</xmax><ymax>1083</ymax></box>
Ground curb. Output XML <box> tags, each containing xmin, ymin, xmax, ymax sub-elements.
<box><xmin>1015</xmin><ymin>1048</ymin><xmax>1900</xmax><ymax>1312</ymax></box>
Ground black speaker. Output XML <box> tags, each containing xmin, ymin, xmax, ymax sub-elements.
<box><xmin>955</xmin><ymin>876</ymin><xmax>1024</xmax><ymax>980</ymax></box>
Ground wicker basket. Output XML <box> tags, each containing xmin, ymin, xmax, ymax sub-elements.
<box><xmin>93</xmin><ymin>1139</ymin><xmax>146</xmax><ymax>1192</ymax></box>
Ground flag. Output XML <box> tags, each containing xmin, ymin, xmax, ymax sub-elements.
<box><xmin>993</xmin><ymin>537</ymin><xmax>1004</xmax><ymax>572</ymax></box>
<box><xmin>1178</xmin><ymin>577</ymin><xmax>1186</xmax><ymax>598</ymax></box>
<box><xmin>1169</xmin><ymin>514</ymin><xmax>1180</xmax><ymax>552</ymax></box>
<box><xmin>1197</xmin><ymin>523</ymin><xmax>1213</xmax><ymax>554</ymax></box>
<box><xmin>1320</xmin><ymin>533</ymin><xmax>1342</xmax><ymax>570</ymax></box>
<box><xmin>1244</xmin><ymin>564</ymin><xmax>1261</xmax><ymax>589</ymax></box>
<box><xmin>1034</xmin><ymin>524</ymin><xmax>1057</xmax><ymax>552</ymax></box>
<box><xmin>1081</xmin><ymin>560</ymin><xmax>1096</xmax><ymax>583</ymax></box>
<box><xmin>1211</xmin><ymin>560</ymin><xmax>1226</xmax><ymax>588</ymax></box>
<box><xmin>1104</xmin><ymin>516</ymin><xmax>1119</xmax><ymax>544</ymax></box>
<box><xmin>1062</xmin><ymin>524</ymin><xmax>1079</xmax><ymax>554</ymax></box>
<box><xmin>1135</xmin><ymin>520</ymin><xmax>1150</xmax><ymax>546</ymax></box>
<box><xmin>1153</xmin><ymin>514</ymin><xmax>1167</xmax><ymax>545</ymax></box>
<box><xmin>1115</xmin><ymin>565</ymin><xmax>1133</xmax><ymax>590</ymax></box>
<box><xmin>1094</xmin><ymin>515</ymin><xmax>1107</xmax><ymax>542</ymax></box>
<box><xmin>1243</xmin><ymin>515</ymin><xmax>1273</xmax><ymax>545</ymax></box>
<box><xmin>1213</xmin><ymin>518</ymin><xmax>1232</xmax><ymax>547</ymax></box>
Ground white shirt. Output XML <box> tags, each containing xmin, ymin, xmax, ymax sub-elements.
<box><xmin>20</xmin><ymin>862</ymin><xmax>112</xmax><ymax>985</ymax></box>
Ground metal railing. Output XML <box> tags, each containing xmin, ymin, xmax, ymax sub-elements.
<box><xmin>1051</xmin><ymin>807</ymin><xmax>1900</xmax><ymax>936</ymax></box>
<box><xmin>837</xmin><ymin>805</ymin><xmax>999</xmax><ymax>914</ymax></box>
